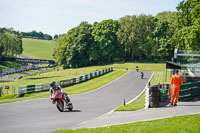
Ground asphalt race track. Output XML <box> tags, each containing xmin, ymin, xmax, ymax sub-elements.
<box><xmin>0</xmin><ymin>71</ymin><xmax>153</xmax><ymax>133</ymax></box>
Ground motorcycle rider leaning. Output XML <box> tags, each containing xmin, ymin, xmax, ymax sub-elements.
<box><xmin>49</xmin><ymin>81</ymin><xmax>71</xmax><ymax>104</ymax></box>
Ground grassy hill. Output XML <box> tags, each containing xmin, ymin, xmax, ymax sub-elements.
<box><xmin>22</xmin><ymin>38</ymin><xmax>55</xmax><ymax>60</ymax></box>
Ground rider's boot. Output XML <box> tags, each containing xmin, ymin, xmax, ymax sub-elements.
<box><xmin>65</xmin><ymin>96</ymin><xmax>71</xmax><ymax>104</ymax></box>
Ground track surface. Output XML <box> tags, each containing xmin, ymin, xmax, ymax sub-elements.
<box><xmin>0</xmin><ymin>71</ymin><xmax>153</xmax><ymax>133</ymax></box>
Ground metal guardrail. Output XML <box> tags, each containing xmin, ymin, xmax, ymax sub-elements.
<box><xmin>0</xmin><ymin>64</ymin><xmax>41</xmax><ymax>76</ymax></box>
<box><xmin>1</xmin><ymin>57</ymin><xmax>55</xmax><ymax>64</ymax></box>
<box><xmin>17</xmin><ymin>67</ymin><xmax>113</xmax><ymax>97</ymax></box>
<box><xmin>179</xmin><ymin>81</ymin><xmax>200</xmax><ymax>101</ymax></box>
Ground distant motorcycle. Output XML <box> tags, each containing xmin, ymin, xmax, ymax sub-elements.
<box><xmin>136</xmin><ymin>66</ymin><xmax>139</xmax><ymax>72</ymax></box>
<box><xmin>51</xmin><ymin>90</ymin><xmax>73</xmax><ymax>112</ymax></box>
<box><xmin>140</xmin><ymin>72</ymin><xmax>144</xmax><ymax>79</ymax></box>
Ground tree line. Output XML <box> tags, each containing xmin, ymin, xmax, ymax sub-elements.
<box><xmin>0</xmin><ymin>28</ymin><xmax>23</xmax><ymax>58</ymax></box>
<box><xmin>53</xmin><ymin>0</ymin><xmax>199</xmax><ymax>68</ymax></box>
<box><xmin>20</xmin><ymin>30</ymin><xmax>53</xmax><ymax>40</ymax></box>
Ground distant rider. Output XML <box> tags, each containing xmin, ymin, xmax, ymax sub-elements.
<box><xmin>49</xmin><ymin>81</ymin><xmax>71</xmax><ymax>104</ymax></box>
<box><xmin>136</xmin><ymin>66</ymin><xmax>139</xmax><ymax>72</ymax></box>
<box><xmin>140</xmin><ymin>72</ymin><xmax>144</xmax><ymax>79</ymax></box>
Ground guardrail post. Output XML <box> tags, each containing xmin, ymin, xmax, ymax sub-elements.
<box><xmin>18</xmin><ymin>86</ymin><xmax>22</xmax><ymax>97</ymax></box>
<box><xmin>90</xmin><ymin>73</ymin><xmax>93</xmax><ymax>79</ymax></box>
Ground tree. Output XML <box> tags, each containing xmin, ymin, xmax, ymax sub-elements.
<box><xmin>134</xmin><ymin>15</ymin><xmax>155</xmax><ymax>61</ymax></box>
<box><xmin>44</xmin><ymin>34</ymin><xmax>52</xmax><ymax>40</ymax></box>
<box><xmin>150</xmin><ymin>20</ymin><xmax>174</xmax><ymax>61</ymax></box>
<box><xmin>54</xmin><ymin>34</ymin><xmax>59</xmax><ymax>39</ymax></box>
<box><xmin>20</xmin><ymin>30</ymin><xmax>53</xmax><ymax>40</ymax></box>
<box><xmin>53</xmin><ymin>21</ymin><xmax>94</xmax><ymax>67</ymax></box>
<box><xmin>0</xmin><ymin>28</ymin><xmax>23</xmax><ymax>58</ymax></box>
<box><xmin>117</xmin><ymin>15</ymin><xmax>138</xmax><ymax>61</ymax></box>
<box><xmin>38</xmin><ymin>32</ymin><xmax>44</xmax><ymax>39</ymax></box>
<box><xmin>91</xmin><ymin>19</ymin><xmax>123</xmax><ymax>63</ymax></box>
<box><xmin>156</xmin><ymin>11</ymin><xmax>179</xmax><ymax>39</ymax></box>
<box><xmin>53</xmin><ymin>34</ymin><xmax>67</xmax><ymax>65</ymax></box>
<box><xmin>175</xmin><ymin>0</ymin><xmax>200</xmax><ymax>50</ymax></box>
<box><xmin>117</xmin><ymin>15</ymin><xmax>157</xmax><ymax>62</ymax></box>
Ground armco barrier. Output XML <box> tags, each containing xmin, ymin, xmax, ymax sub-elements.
<box><xmin>18</xmin><ymin>83</ymin><xmax>50</xmax><ymax>97</ymax></box>
<box><xmin>59</xmin><ymin>79</ymin><xmax>72</xmax><ymax>88</ymax></box>
<box><xmin>0</xmin><ymin>64</ymin><xmax>41</xmax><ymax>75</ymax></box>
<box><xmin>179</xmin><ymin>81</ymin><xmax>200</xmax><ymax>101</ymax></box>
<box><xmin>18</xmin><ymin>67</ymin><xmax>113</xmax><ymax>96</ymax></box>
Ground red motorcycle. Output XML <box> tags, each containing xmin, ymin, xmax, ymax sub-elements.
<box><xmin>51</xmin><ymin>90</ymin><xmax>73</xmax><ymax>112</ymax></box>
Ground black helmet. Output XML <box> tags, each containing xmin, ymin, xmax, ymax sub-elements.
<box><xmin>50</xmin><ymin>81</ymin><xmax>56</xmax><ymax>87</ymax></box>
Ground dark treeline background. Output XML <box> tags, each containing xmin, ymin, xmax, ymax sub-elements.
<box><xmin>0</xmin><ymin>28</ymin><xmax>23</xmax><ymax>58</ymax></box>
<box><xmin>53</xmin><ymin>0</ymin><xmax>200</xmax><ymax>68</ymax></box>
<box><xmin>20</xmin><ymin>30</ymin><xmax>53</xmax><ymax>40</ymax></box>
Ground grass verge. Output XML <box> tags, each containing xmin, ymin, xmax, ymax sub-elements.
<box><xmin>115</xmin><ymin>91</ymin><xmax>145</xmax><ymax>111</ymax></box>
<box><xmin>53</xmin><ymin>114</ymin><xmax>200</xmax><ymax>133</ymax></box>
<box><xmin>0</xmin><ymin>70</ymin><xmax>126</xmax><ymax>104</ymax></box>
<box><xmin>115</xmin><ymin>70</ymin><xmax>171</xmax><ymax>111</ymax></box>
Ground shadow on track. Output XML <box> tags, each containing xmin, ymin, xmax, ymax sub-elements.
<box><xmin>63</xmin><ymin>110</ymin><xmax>81</xmax><ymax>112</ymax></box>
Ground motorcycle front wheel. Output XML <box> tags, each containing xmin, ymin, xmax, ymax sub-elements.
<box><xmin>56</xmin><ymin>101</ymin><xmax>64</xmax><ymax>112</ymax></box>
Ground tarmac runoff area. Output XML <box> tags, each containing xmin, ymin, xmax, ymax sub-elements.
<box><xmin>74</xmin><ymin>100</ymin><xmax>200</xmax><ymax>129</ymax></box>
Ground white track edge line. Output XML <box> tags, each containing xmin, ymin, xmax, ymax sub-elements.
<box><xmin>74</xmin><ymin>71</ymin><xmax>154</xmax><ymax>128</ymax></box>
<box><xmin>73</xmin><ymin>71</ymin><xmax>131</xmax><ymax>96</ymax></box>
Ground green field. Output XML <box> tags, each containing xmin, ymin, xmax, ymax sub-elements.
<box><xmin>22</xmin><ymin>38</ymin><xmax>55</xmax><ymax>60</ymax></box>
<box><xmin>53</xmin><ymin>114</ymin><xmax>200</xmax><ymax>133</ymax></box>
<box><xmin>112</xmin><ymin>63</ymin><xmax>166</xmax><ymax>71</ymax></box>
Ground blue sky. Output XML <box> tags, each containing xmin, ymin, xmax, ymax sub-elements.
<box><xmin>0</xmin><ymin>0</ymin><xmax>182</xmax><ymax>36</ymax></box>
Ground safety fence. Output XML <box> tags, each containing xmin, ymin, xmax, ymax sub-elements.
<box><xmin>17</xmin><ymin>67</ymin><xmax>113</xmax><ymax>97</ymax></box>
<box><xmin>185</xmin><ymin>77</ymin><xmax>200</xmax><ymax>82</ymax></box>
<box><xmin>179</xmin><ymin>81</ymin><xmax>200</xmax><ymax>101</ymax></box>
<box><xmin>0</xmin><ymin>64</ymin><xmax>41</xmax><ymax>76</ymax></box>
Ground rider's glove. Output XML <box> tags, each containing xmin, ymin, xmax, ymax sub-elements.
<box><xmin>51</xmin><ymin>99</ymin><xmax>55</xmax><ymax>104</ymax></box>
